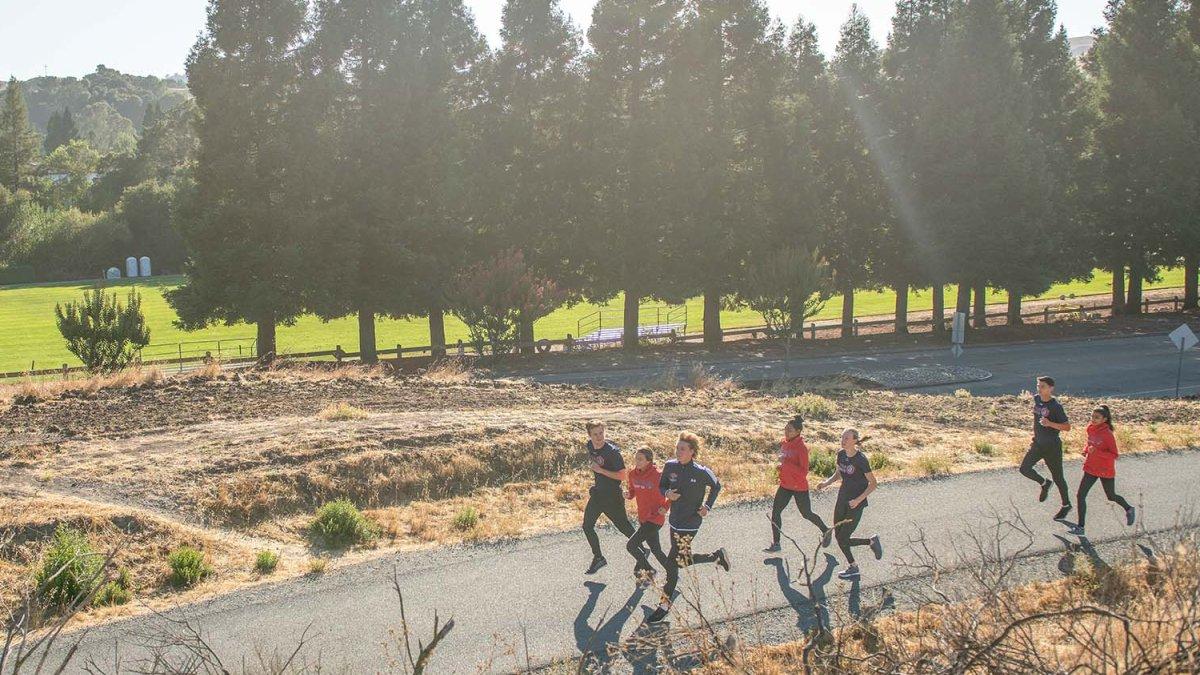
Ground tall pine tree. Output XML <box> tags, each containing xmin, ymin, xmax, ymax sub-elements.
<box><xmin>44</xmin><ymin>107</ymin><xmax>80</xmax><ymax>154</ymax></box>
<box><xmin>0</xmin><ymin>79</ymin><xmax>41</xmax><ymax>192</ymax></box>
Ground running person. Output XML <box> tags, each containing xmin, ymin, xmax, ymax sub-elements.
<box><xmin>1019</xmin><ymin>376</ymin><xmax>1073</xmax><ymax>520</ymax></box>
<box><xmin>1071</xmin><ymin>405</ymin><xmax>1136</xmax><ymax>536</ymax></box>
<box><xmin>581</xmin><ymin>420</ymin><xmax>638</xmax><ymax>574</ymax></box>
<box><xmin>765</xmin><ymin>414</ymin><xmax>831</xmax><ymax>552</ymax></box>
<box><xmin>625</xmin><ymin>447</ymin><xmax>672</xmax><ymax>584</ymax></box>
<box><xmin>647</xmin><ymin>433</ymin><xmax>730</xmax><ymax>623</ymax></box>
<box><xmin>814</xmin><ymin>428</ymin><xmax>882</xmax><ymax>580</ymax></box>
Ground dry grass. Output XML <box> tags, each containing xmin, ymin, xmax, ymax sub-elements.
<box><xmin>317</xmin><ymin>402</ymin><xmax>370</xmax><ymax>421</ymax></box>
<box><xmin>420</xmin><ymin>359</ymin><xmax>474</xmax><ymax>384</ymax></box>
<box><xmin>0</xmin><ymin>366</ymin><xmax>165</xmax><ymax>404</ymax></box>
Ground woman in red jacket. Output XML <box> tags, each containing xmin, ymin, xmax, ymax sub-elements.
<box><xmin>625</xmin><ymin>447</ymin><xmax>672</xmax><ymax>583</ymax></box>
<box><xmin>1071</xmin><ymin>405</ymin><xmax>1135</xmax><ymax>536</ymax></box>
<box><xmin>765</xmin><ymin>415</ymin><xmax>831</xmax><ymax>553</ymax></box>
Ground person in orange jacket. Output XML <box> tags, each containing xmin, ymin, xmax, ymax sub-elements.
<box><xmin>765</xmin><ymin>414</ymin><xmax>831</xmax><ymax>552</ymax></box>
<box><xmin>1070</xmin><ymin>405</ymin><xmax>1135</xmax><ymax>536</ymax></box>
<box><xmin>625</xmin><ymin>447</ymin><xmax>672</xmax><ymax>583</ymax></box>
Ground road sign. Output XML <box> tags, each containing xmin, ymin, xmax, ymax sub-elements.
<box><xmin>1168</xmin><ymin>323</ymin><xmax>1197</xmax><ymax>399</ymax></box>
<box><xmin>1169</xmin><ymin>323</ymin><xmax>1198</xmax><ymax>352</ymax></box>
<box><xmin>952</xmin><ymin>312</ymin><xmax>967</xmax><ymax>345</ymax></box>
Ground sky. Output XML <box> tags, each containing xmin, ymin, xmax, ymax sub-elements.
<box><xmin>0</xmin><ymin>0</ymin><xmax>1109</xmax><ymax>81</ymax></box>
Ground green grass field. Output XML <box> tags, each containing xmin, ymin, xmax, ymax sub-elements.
<box><xmin>0</xmin><ymin>268</ymin><xmax>1185</xmax><ymax>373</ymax></box>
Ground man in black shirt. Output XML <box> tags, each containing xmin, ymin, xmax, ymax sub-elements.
<box><xmin>1019</xmin><ymin>376</ymin><xmax>1073</xmax><ymax>520</ymax></box>
<box><xmin>582</xmin><ymin>420</ymin><xmax>640</xmax><ymax>574</ymax></box>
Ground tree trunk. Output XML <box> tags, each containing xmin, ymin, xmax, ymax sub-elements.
<box><xmin>973</xmin><ymin>283</ymin><xmax>986</xmax><ymax>328</ymax></box>
<box><xmin>429</xmin><ymin>304</ymin><xmax>447</xmax><ymax>359</ymax></box>
<box><xmin>256</xmin><ymin>314</ymin><xmax>276</xmax><ymax>365</ymax></box>
<box><xmin>1007</xmin><ymin>289</ymin><xmax>1022</xmax><ymax>325</ymax></box>
<box><xmin>894</xmin><ymin>282</ymin><xmax>909</xmax><ymax>335</ymax></box>
<box><xmin>1185</xmin><ymin>254</ymin><xmax>1198</xmax><ymax>310</ymax></box>
<box><xmin>931</xmin><ymin>282</ymin><xmax>945</xmax><ymax>333</ymax></box>
<box><xmin>841</xmin><ymin>286</ymin><xmax>854</xmax><ymax>339</ymax></box>
<box><xmin>703</xmin><ymin>291</ymin><xmax>722</xmax><ymax>347</ymax></box>
<box><xmin>518</xmin><ymin>314</ymin><xmax>535</xmax><ymax>355</ymax></box>
<box><xmin>1125</xmin><ymin>264</ymin><xmax>1144</xmax><ymax>315</ymax></box>
<box><xmin>955</xmin><ymin>283</ymin><xmax>971</xmax><ymax>327</ymax></box>
<box><xmin>1111</xmin><ymin>265</ymin><xmax>1125</xmax><ymax>316</ymax></box>
<box><xmin>358</xmin><ymin>307</ymin><xmax>377</xmax><ymax>364</ymax></box>
<box><xmin>623</xmin><ymin>290</ymin><xmax>639</xmax><ymax>352</ymax></box>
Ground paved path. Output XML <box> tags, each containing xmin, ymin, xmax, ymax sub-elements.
<box><xmin>42</xmin><ymin>448</ymin><xmax>1200</xmax><ymax>673</ymax></box>
<box><xmin>524</xmin><ymin>333</ymin><xmax>1200</xmax><ymax>398</ymax></box>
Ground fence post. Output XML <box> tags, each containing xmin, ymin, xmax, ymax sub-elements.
<box><xmin>810</xmin><ymin>323</ymin><xmax>816</xmax><ymax>340</ymax></box>
<box><xmin>1144</xmin><ymin>298</ymin><xmax>1149</xmax><ymax>314</ymax></box>
<box><xmin>457</xmin><ymin>339</ymin><xmax>465</xmax><ymax>357</ymax></box>
<box><xmin>853</xmin><ymin>318</ymin><xmax>859</xmax><ymax>337</ymax></box>
<box><xmin>396</xmin><ymin>344</ymin><xmax>402</xmax><ymax>361</ymax></box>
<box><xmin>1043</xmin><ymin>307</ymin><xmax>1049</xmax><ymax>324</ymax></box>
<box><xmin>62</xmin><ymin>364</ymin><xmax>68</xmax><ymax>381</ymax></box>
<box><xmin>565</xmin><ymin>334</ymin><xmax>574</xmax><ymax>353</ymax></box>
<box><xmin>1175</xmin><ymin>297</ymin><xmax>1180</xmax><ymax>312</ymax></box>
<box><xmin>178</xmin><ymin>344</ymin><xmax>183</xmax><ymax>373</ymax></box>
<box><xmin>217</xmin><ymin>341</ymin><xmax>222</xmax><ymax>359</ymax></box>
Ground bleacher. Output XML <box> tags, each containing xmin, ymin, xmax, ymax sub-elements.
<box><xmin>574</xmin><ymin>305</ymin><xmax>687</xmax><ymax>349</ymax></box>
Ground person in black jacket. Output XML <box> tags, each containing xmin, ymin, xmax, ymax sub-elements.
<box><xmin>581</xmin><ymin>420</ymin><xmax>639</xmax><ymax>574</ymax></box>
<box><xmin>647</xmin><ymin>432</ymin><xmax>730</xmax><ymax>623</ymax></box>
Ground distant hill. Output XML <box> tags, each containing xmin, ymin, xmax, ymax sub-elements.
<box><xmin>1</xmin><ymin>65</ymin><xmax>190</xmax><ymax>152</ymax></box>
<box><xmin>1069</xmin><ymin>35</ymin><xmax>1096</xmax><ymax>59</ymax></box>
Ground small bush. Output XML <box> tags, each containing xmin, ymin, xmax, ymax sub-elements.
<box><xmin>307</xmin><ymin>557</ymin><xmax>328</xmax><ymax>575</ymax></box>
<box><xmin>794</xmin><ymin>393</ymin><xmax>836</xmax><ymax>421</ymax></box>
<box><xmin>914</xmin><ymin>453</ymin><xmax>953</xmax><ymax>476</ymax></box>
<box><xmin>318</xmin><ymin>402</ymin><xmax>369</xmax><ymax>421</ymax></box>
<box><xmin>453</xmin><ymin>506</ymin><xmax>480</xmax><ymax>531</ymax></box>
<box><xmin>167</xmin><ymin>546</ymin><xmax>213</xmax><ymax>588</ymax></box>
<box><xmin>94</xmin><ymin>568</ymin><xmax>132</xmax><ymax>607</ymax></box>
<box><xmin>973</xmin><ymin>440</ymin><xmax>997</xmax><ymax>456</ymax></box>
<box><xmin>868</xmin><ymin>452</ymin><xmax>895</xmax><ymax>472</ymax></box>
<box><xmin>309</xmin><ymin>499</ymin><xmax>380</xmax><ymax>548</ymax></box>
<box><xmin>808</xmin><ymin>449</ymin><xmax>837</xmax><ymax>477</ymax></box>
<box><xmin>954</xmin><ymin>388</ymin><xmax>972</xmax><ymax>399</ymax></box>
<box><xmin>34</xmin><ymin>525</ymin><xmax>102</xmax><ymax>608</ymax></box>
<box><xmin>254</xmin><ymin>550</ymin><xmax>280</xmax><ymax>575</ymax></box>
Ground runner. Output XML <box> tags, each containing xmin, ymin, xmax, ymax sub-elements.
<box><xmin>1018</xmin><ymin>376</ymin><xmax>1073</xmax><ymax>520</ymax></box>
<box><xmin>765</xmin><ymin>414</ymin><xmax>831</xmax><ymax>552</ymax></box>
<box><xmin>625</xmin><ymin>447</ymin><xmax>672</xmax><ymax>584</ymax></box>
<box><xmin>647</xmin><ymin>432</ymin><xmax>730</xmax><ymax>623</ymax></box>
<box><xmin>814</xmin><ymin>428</ymin><xmax>882</xmax><ymax>580</ymax></box>
<box><xmin>581</xmin><ymin>420</ymin><xmax>638</xmax><ymax>574</ymax></box>
<box><xmin>1071</xmin><ymin>405</ymin><xmax>1136</xmax><ymax>536</ymax></box>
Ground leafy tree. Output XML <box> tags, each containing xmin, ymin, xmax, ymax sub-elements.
<box><xmin>583</xmin><ymin>0</ymin><xmax>685</xmax><ymax>350</ymax></box>
<box><xmin>735</xmin><ymin>247</ymin><xmax>831</xmax><ymax>340</ymax></box>
<box><xmin>167</xmin><ymin>0</ymin><xmax>311</xmax><ymax>362</ymax></box>
<box><xmin>0</xmin><ymin>78</ymin><xmax>42</xmax><ymax>191</ymax></box>
<box><xmin>56</xmin><ymin>288</ymin><xmax>151</xmax><ymax>372</ymax></box>
<box><xmin>75</xmin><ymin>101</ymin><xmax>137</xmax><ymax>154</ymax></box>
<box><xmin>117</xmin><ymin>180</ymin><xmax>186</xmax><ymax>273</ymax></box>
<box><xmin>447</xmin><ymin>249</ymin><xmax>567</xmax><ymax>355</ymax></box>
<box><xmin>43</xmin><ymin>107</ymin><xmax>80</xmax><ymax>154</ymax></box>
<box><xmin>42</xmin><ymin>139</ymin><xmax>100</xmax><ymax>208</ymax></box>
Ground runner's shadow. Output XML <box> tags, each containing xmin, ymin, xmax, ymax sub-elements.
<box><xmin>620</xmin><ymin>619</ymin><xmax>673</xmax><ymax>674</ymax></box>
<box><xmin>764</xmin><ymin>553</ymin><xmax>836</xmax><ymax>632</ymax></box>
<box><xmin>1054</xmin><ymin>534</ymin><xmax>1112</xmax><ymax>574</ymax></box>
<box><xmin>574</xmin><ymin>580</ymin><xmax>645</xmax><ymax>671</ymax></box>
<box><xmin>848</xmin><ymin>580</ymin><xmax>894</xmax><ymax>621</ymax></box>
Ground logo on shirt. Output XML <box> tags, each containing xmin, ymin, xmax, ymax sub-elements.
<box><xmin>840</xmin><ymin>462</ymin><xmax>856</xmax><ymax>476</ymax></box>
<box><xmin>668</xmin><ymin>474</ymin><xmax>678</xmax><ymax>483</ymax></box>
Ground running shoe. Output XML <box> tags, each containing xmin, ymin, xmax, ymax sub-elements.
<box><xmin>870</xmin><ymin>535</ymin><xmax>883</xmax><ymax>561</ymax></box>
<box><xmin>715</xmin><ymin>548</ymin><xmax>731</xmax><ymax>572</ymax></box>
<box><xmin>1068</xmin><ymin>524</ymin><xmax>1086</xmax><ymax>536</ymax></box>
<box><xmin>647</xmin><ymin>605</ymin><xmax>670</xmax><ymax>623</ymax></box>
<box><xmin>837</xmin><ymin>566</ymin><xmax>861</xmax><ymax>580</ymax></box>
<box><xmin>1126</xmin><ymin>506</ymin><xmax>1136</xmax><ymax>526</ymax></box>
<box><xmin>585</xmin><ymin>556</ymin><xmax>607</xmax><ymax>575</ymax></box>
<box><xmin>763</xmin><ymin>542</ymin><xmax>782</xmax><ymax>553</ymax></box>
<box><xmin>1053</xmin><ymin>504</ymin><xmax>1072</xmax><ymax>521</ymax></box>
<box><xmin>1039</xmin><ymin>480</ymin><xmax>1052</xmax><ymax>503</ymax></box>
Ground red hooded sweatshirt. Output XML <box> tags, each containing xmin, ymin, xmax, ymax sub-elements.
<box><xmin>1082</xmin><ymin>422</ymin><xmax>1118</xmax><ymax>478</ymax></box>
<box><xmin>779</xmin><ymin>435</ymin><xmax>811</xmax><ymax>491</ymax></box>
<box><xmin>626</xmin><ymin>463</ymin><xmax>670</xmax><ymax>526</ymax></box>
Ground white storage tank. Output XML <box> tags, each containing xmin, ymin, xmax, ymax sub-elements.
<box><xmin>125</xmin><ymin>257</ymin><xmax>139</xmax><ymax>278</ymax></box>
<box><xmin>139</xmin><ymin>256</ymin><xmax>151</xmax><ymax>277</ymax></box>
<box><xmin>106</xmin><ymin>267</ymin><xmax>121</xmax><ymax>280</ymax></box>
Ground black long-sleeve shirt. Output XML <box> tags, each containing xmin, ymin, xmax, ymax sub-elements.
<box><xmin>659</xmin><ymin>458</ymin><xmax>721</xmax><ymax>531</ymax></box>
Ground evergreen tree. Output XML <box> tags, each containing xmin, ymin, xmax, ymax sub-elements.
<box><xmin>0</xmin><ymin>78</ymin><xmax>41</xmax><ymax>191</ymax></box>
<box><xmin>166</xmin><ymin>0</ymin><xmax>311</xmax><ymax>362</ymax></box>
<box><xmin>583</xmin><ymin>0</ymin><xmax>685</xmax><ymax>350</ymax></box>
<box><xmin>1090</xmin><ymin>0</ymin><xmax>1197</xmax><ymax>314</ymax></box>
<box><xmin>43</xmin><ymin>107</ymin><xmax>80</xmax><ymax>154</ymax></box>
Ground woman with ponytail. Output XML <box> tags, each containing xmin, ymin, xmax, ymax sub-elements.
<box><xmin>814</xmin><ymin>428</ymin><xmax>882</xmax><ymax>580</ymax></box>
<box><xmin>765</xmin><ymin>415</ymin><xmax>831</xmax><ymax>553</ymax></box>
<box><xmin>1071</xmin><ymin>405</ymin><xmax>1136</xmax><ymax>535</ymax></box>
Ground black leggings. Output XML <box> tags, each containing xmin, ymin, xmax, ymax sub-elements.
<box><xmin>770</xmin><ymin>487</ymin><xmax>828</xmax><ymax>545</ymax></box>
<box><xmin>662</xmin><ymin>528</ymin><xmax>718</xmax><ymax>602</ymax></box>
<box><xmin>1019</xmin><ymin>439</ymin><xmax>1070</xmax><ymax>505</ymax></box>
<box><xmin>627</xmin><ymin>521</ymin><xmax>670</xmax><ymax>571</ymax></box>
<box><xmin>582</xmin><ymin>489</ymin><xmax>636</xmax><ymax>559</ymax></box>
<box><xmin>1077</xmin><ymin>473</ymin><xmax>1131</xmax><ymax>528</ymax></box>
<box><xmin>832</xmin><ymin>499</ymin><xmax>871</xmax><ymax>565</ymax></box>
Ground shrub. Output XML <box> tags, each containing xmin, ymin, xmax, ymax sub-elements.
<box><xmin>318</xmin><ymin>402</ymin><xmax>369</xmax><ymax>421</ymax></box>
<box><xmin>954</xmin><ymin>388</ymin><xmax>972</xmax><ymax>399</ymax></box>
<box><xmin>254</xmin><ymin>550</ymin><xmax>280</xmax><ymax>575</ymax></box>
<box><xmin>309</xmin><ymin>499</ymin><xmax>380</xmax><ymax>548</ymax></box>
<box><xmin>794</xmin><ymin>393</ymin><xmax>836</xmax><ymax>421</ymax></box>
<box><xmin>733</xmin><ymin>247</ymin><xmax>831</xmax><ymax>339</ymax></box>
<box><xmin>447</xmin><ymin>249</ymin><xmax>567</xmax><ymax>356</ymax></box>
<box><xmin>55</xmin><ymin>288</ymin><xmax>150</xmax><ymax>373</ymax></box>
<box><xmin>94</xmin><ymin>568</ymin><xmax>133</xmax><ymax>607</ymax></box>
<box><xmin>973</xmin><ymin>440</ymin><xmax>997</xmax><ymax>456</ymax></box>
<box><xmin>307</xmin><ymin>557</ymin><xmax>328</xmax><ymax>575</ymax></box>
<box><xmin>808</xmin><ymin>449</ymin><xmax>837</xmax><ymax>477</ymax></box>
<box><xmin>453</xmin><ymin>507</ymin><xmax>480</xmax><ymax>531</ymax></box>
<box><xmin>34</xmin><ymin>525</ymin><xmax>102</xmax><ymax>609</ymax></box>
<box><xmin>167</xmin><ymin>546</ymin><xmax>213</xmax><ymax>588</ymax></box>
<box><xmin>914</xmin><ymin>453</ymin><xmax>953</xmax><ymax>476</ymax></box>
<box><xmin>868</xmin><ymin>452</ymin><xmax>895</xmax><ymax>472</ymax></box>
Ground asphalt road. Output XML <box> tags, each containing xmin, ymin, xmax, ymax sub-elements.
<box><xmin>39</xmin><ymin>448</ymin><xmax>1200</xmax><ymax>674</ymax></box>
<box><xmin>524</xmin><ymin>333</ymin><xmax>1200</xmax><ymax>398</ymax></box>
